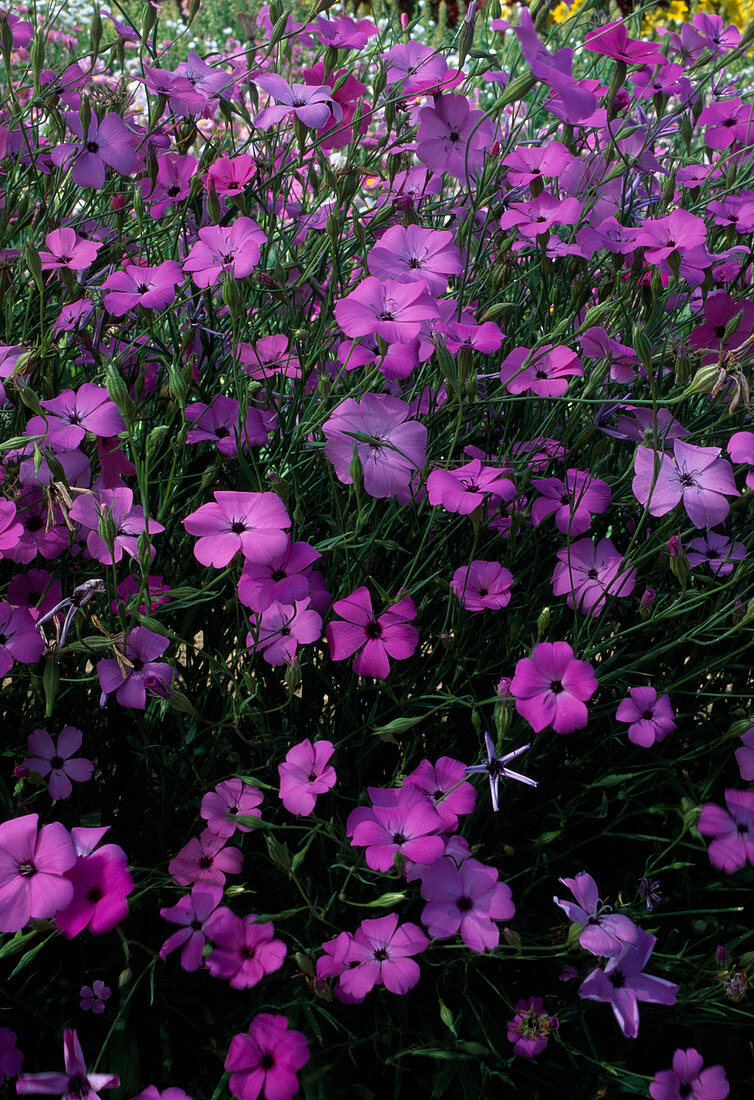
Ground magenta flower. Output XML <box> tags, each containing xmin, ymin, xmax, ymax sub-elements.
<box><xmin>23</xmin><ymin>726</ymin><xmax>93</xmax><ymax>800</ymax></box>
<box><xmin>510</xmin><ymin>642</ymin><xmax>598</xmax><ymax>735</ymax></box>
<box><xmin>633</xmin><ymin>441</ymin><xmax>739</xmax><ymax>528</ymax></box>
<box><xmin>0</xmin><ymin>602</ymin><xmax>45</xmax><ymax>677</ymax></box>
<box><xmin>238</xmin><ymin>541</ymin><xmax>321</xmax><ymax>613</ymax></box>
<box><xmin>206</xmin><ymin>154</ymin><xmax>256</xmax><ymax>196</ymax></box>
<box><xmin>500</xmin><ymin>191</ymin><xmax>582</xmax><ymax>240</ymax></box>
<box><xmin>334</xmin><ymin>277</ymin><xmax>439</xmax><ymax>344</ymax></box>
<box><xmin>404</xmin><ymin>757</ymin><xmax>476</xmax><ymax>832</ymax></box>
<box><xmin>246</xmin><ymin>599</ymin><xmax>322</xmax><ymax>666</ymax></box>
<box><xmin>0</xmin><ymin>500</ymin><xmax>23</xmax><ymax>557</ymax></box>
<box><xmin>309</xmin><ymin>14</ymin><xmax>377</xmax><ymax>49</ymax></box>
<box><xmin>80</xmin><ymin>980</ymin><xmax>111</xmax><ymax>1014</ymax></box>
<box><xmin>579</xmin><ymin>327</ymin><xmax>638</xmax><ymax>383</ymax></box>
<box><xmin>579</xmin><ymin>928</ymin><xmax>678</xmax><ymax>1038</ymax></box>
<box><xmin>735</xmin><ymin>728</ymin><xmax>754</xmax><ymax>781</ymax></box>
<box><xmin>531</xmin><ymin>469</ymin><xmax>611</xmax><ymax>535</ymax></box>
<box><xmin>686</xmin><ymin>531</ymin><xmax>745</xmax><ymax>576</ymax></box>
<box><xmin>552</xmin><ymin>537</ymin><xmax>637</xmax><ymax>618</ymax></box>
<box><xmin>338</xmin><ymin>914</ymin><xmax>428</xmax><ymax>1002</ymax></box>
<box><xmin>554</xmin><ymin>872</ymin><xmax>638</xmax><ymax>956</ymax></box>
<box><xmin>442</xmin><ymin>319</ymin><xmax>505</xmax><ymax>355</ymax></box>
<box><xmin>416</xmin><ymin>93</ymin><xmax>493</xmax><ymax>183</ymax></box>
<box><xmin>183</xmin><ymin>491</ymin><xmax>291</xmax><ymax>568</ymax></box>
<box><xmin>201</xmin><ymin>778</ymin><xmax>263</xmax><ymax>839</ymax></box>
<box><xmin>383</xmin><ymin>41</ymin><xmax>461</xmax><ymax>97</ymax></box>
<box><xmin>326</xmin><ymin>587</ymin><xmax>418</xmax><ymax>679</ymax></box>
<box><xmin>584</xmin><ymin>20</ymin><xmax>665</xmax><ymax>64</ymax></box>
<box><xmin>322</xmin><ymin>394</ymin><xmax>427</xmax><ymax>499</ymax></box>
<box><xmin>698</xmin><ymin>789</ymin><xmax>754</xmax><ymax>874</ymax></box>
<box><xmin>451</xmin><ymin>561</ymin><xmax>514</xmax><ymax>611</ymax></box>
<box><xmin>427</xmin><ymin>459</ymin><xmax>515</xmax><ymax>515</ymax></box>
<box><xmin>616</xmin><ymin>687</ymin><xmax>676</xmax><ymax>748</ymax></box>
<box><xmin>185</xmin><ymin>396</ymin><xmax>271</xmax><ymax>454</ymax></box>
<box><xmin>16</xmin><ymin>1029</ymin><xmax>119</xmax><ymax>1098</ymax></box>
<box><xmin>51</xmin><ymin>111</ymin><xmax>137</xmax><ymax>188</ymax></box>
<box><xmin>141</xmin><ymin>152</ymin><xmax>198</xmax><ymax>218</ymax></box>
<box><xmin>169</xmin><ymin>829</ymin><xmax>242</xmax><ymax>888</ymax></box>
<box><xmin>0</xmin><ymin>1027</ymin><xmax>22</xmax><ymax>1085</ymax></box>
<box><xmin>513</xmin><ymin>9</ymin><xmax>597</xmax><ymax>123</ymax></box>
<box><xmin>0</xmin><ymin>813</ymin><xmax>76</xmax><ymax>932</ymax></box>
<box><xmin>39</xmin><ymin>228</ymin><xmax>100</xmax><ymax>271</ymax></box>
<box><xmin>500</xmin><ymin>344</ymin><xmax>584</xmax><ymax>397</ymax></box>
<box><xmin>507</xmin><ymin>997</ymin><xmax>559</xmax><ymax>1058</ymax></box>
<box><xmin>69</xmin><ymin>488</ymin><xmax>164</xmax><ymax>566</ymax></box>
<box><xmin>39</xmin><ymin>383</ymin><xmax>124</xmax><ymax>446</ymax></box>
<box><xmin>253</xmin><ymin>72</ymin><xmax>340</xmax><ymax>131</ymax></box>
<box><xmin>420</xmin><ymin>856</ymin><xmax>515</xmax><ymax>951</ymax></box>
<box><xmin>225</xmin><ymin>1014</ymin><xmax>308</xmax><ymax>1100</ymax></box>
<box><xmin>160</xmin><ymin>883</ymin><xmax>229</xmax><ymax>972</ymax></box>
<box><xmin>97</xmin><ymin>627</ymin><xmax>173</xmax><ymax>710</ymax></box>
<box><xmin>503</xmin><ymin>141</ymin><xmax>572</xmax><ymax>186</ymax></box>
<box><xmin>102</xmin><ymin>261</ymin><xmax>183</xmax><ymax>314</ymax></box>
<box><xmin>465</xmin><ymin>733</ymin><xmax>536</xmax><ymax>812</ymax></box>
<box><xmin>278</xmin><ymin>739</ymin><xmax>336</xmax><ymax>816</ymax></box>
<box><xmin>367</xmin><ymin>225</ymin><xmax>462</xmax><ymax>296</ymax></box>
<box><xmin>183</xmin><ymin>218</ymin><xmax>266</xmax><ymax>288</ymax></box>
<box><xmin>55</xmin><ymin>837</ymin><xmax>134</xmax><ymax>938</ymax></box>
<box><xmin>205</xmin><ymin>911</ymin><xmax>286</xmax><ymax>989</ymax></box>
<box><xmin>728</xmin><ymin>430</ymin><xmax>754</xmax><ymax>490</ymax></box>
<box><xmin>347</xmin><ymin>784</ymin><xmax>444</xmax><ymax>871</ymax></box>
<box><xmin>650</xmin><ymin>1049</ymin><xmax>729</xmax><ymax>1100</ymax></box>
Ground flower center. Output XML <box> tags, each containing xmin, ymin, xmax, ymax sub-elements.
<box><xmin>18</xmin><ymin>860</ymin><xmax>36</xmax><ymax>877</ymax></box>
<box><xmin>231</xmin><ymin>520</ymin><xmax>247</xmax><ymax>534</ymax></box>
<box><xmin>86</xmin><ymin>141</ymin><xmax>99</xmax><ymax>153</ymax></box>
<box><xmin>457</xmin><ymin>895</ymin><xmax>473</xmax><ymax>912</ymax></box>
<box><xmin>51</xmin><ymin>755</ymin><xmax>65</xmax><ymax>769</ymax></box>
<box><xmin>260</xmin><ymin>1053</ymin><xmax>275</xmax><ymax>1070</ymax></box>
<box><xmin>373</xmin><ymin>947</ymin><xmax>389</xmax><ymax>961</ymax></box>
<box><xmin>391</xmin><ymin>831</ymin><xmax>406</xmax><ymax>844</ymax></box>
<box><xmin>549</xmin><ymin>680</ymin><xmax>564</xmax><ymax>694</ymax></box>
<box><xmin>365</xmin><ymin>620</ymin><xmax>383</xmax><ymax>639</ymax></box>
<box><xmin>87</xmin><ymin>886</ymin><xmax>104</xmax><ymax>904</ymax></box>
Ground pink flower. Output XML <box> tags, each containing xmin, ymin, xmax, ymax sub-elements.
<box><xmin>38</xmin><ymin>228</ymin><xmax>100</xmax><ymax>271</ymax></box>
<box><xmin>632</xmin><ymin>441</ymin><xmax>739</xmax><ymax>529</ymax></box>
<box><xmin>97</xmin><ymin>627</ymin><xmax>173</xmax><ymax>710</ymax></box>
<box><xmin>0</xmin><ymin>813</ymin><xmax>76</xmax><ymax>932</ymax></box>
<box><xmin>650</xmin><ymin>1048</ymin><xmax>729</xmax><ymax>1100</ymax></box>
<box><xmin>133</xmin><ymin>1088</ymin><xmax>192</xmax><ymax>1100</ymax></box>
<box><xmin>507</xmin><ymin>997</ymin><xmax>559</xmax><ymax>1058</ymax></box>
<box><xmin>404</xmin><ymin>757</ymin><xmax>476</xmax><ymax>832</ymax></box>
<box><xmin>698</xmin><ymin>789</ymin><xmax>754</xmax><ymax>874</ymax></box>
<box><xmin>102</xmin><ymin>261</ymin><xmax>183</xmax><ymax>314</ymax></box>
<box><xmin>338</xmin><ymin>914</ymin><xmax>429</xmax><ymax>1001</ymax></box>
<box><xmin>427</xmin><ymin>459</ymin><xmax>515</xmax><ymax>515</ymax></box>
<box><xmin>510</xmin><ymin>641</ymin><xmax>598</xmax><ymax>734</ymax></box>
<box><xmin>51</xmin><ymin>111</ymin><xmax>137</xmax><ymax>188</ymax></box>
<box><xmin>503</xmin><ymin>141</ymin><xmax>572</xmax><ymax>185</ymax></box>
<box><xmin>16</xmin><ymin>1029</ymin><xmax>119</xmax><ymax>1098</ymax></box>
<box><xmin>579</xmin><ymin>928</ymin><xmax>678</xmax><ymax>1038</ymax></box>
<box><xmin>39</xmin><ymin>383</ymin><xmax>124</xmax><ymax>446</ymax></box>
<box><xmin>141</xmin><ymin>152</ymin><xmax>198</xmax><ymax>219</ymax></box>
<box><xmin>500</xmin><ymin>344</ymin><xmax>584</xmax><ymax>397</ymax></box>
<box><xmin>69</xmin><ymin>488</ymin><xmax>164</xmax><ymax>566</ymax></box>
<box><xmin>552</xmin><ymin>537</ymin><xmax>636</xmax><ymax>617</ymax></box>
<box><xmin>326</xmin><ymin>587</ymin><xmax>418</xmax><ymax>679</ymax></box>
<box><xmin>383</xmin><ymin>41</ymin><xmax>461</xmax><ymax>97</ymax></box>
<box><xmin>735</xmin><ymin>728</ymin><xmax>754</xmax><ymax>781</ymax></box>
<box><xmin>334</xmin><ymin>277</ymin><xmax>439</xmax><ymax>344</ymax></box>
<box><xmin>0</xmin><ymin>602</ymin><xmax>45</xmax><ymax>677</ymax></box>
<box><xmin>367</xmin><ymin>225</ymin><xmax>462</xmax><ymax>296</ymax></box>
<box><xmin>206</xmin><ymin>154</ymin><xmax>256</xmax><ymax>196</ymax></box>
<box><xmin>185</xmin><ymin>396</ymin><xmax>272</xmax><ymax>454</ymax></box>
<box><xmin>451</xmin><ymin>561</ymin><xmax>514</xmax><ymax>611</ymax></box>
<box><xmin>728</xmin><ymin>429</ymin><xmax>754</xmax><ymax>490</ymax></box>
<box><xmin>160</xmin><ymin>883</ymin><xmax>229</xmax><ymax>971</ymax></box>
<box><xmin>169</xmin><ymin>829</ymin><xmax>242</xmax><ymax>887</ymax></box>
<box><xmin>616</xmin><ymin>687</ymin><xmax>676</xmax><ymax>748</ymax></box>
<box><xmin>80</xmin><ymin>980</ymin><xmax>111</xmax><ymax>1014</ymax></box>
<box><xmin>554</xmin><ymin>872</ymin><xmax>637</xmax><ymax>956</ymax></box>
<box><xmin>252</xmin><ymin>72</ymin><xmax>340</xmax><ymax>130</ymax></box>
<box><xmin>201</xmin><ymin>778</ymin><xmax>263</xmax><ymax>839</ymax></box>
<box><xmin>500</xmin><ymin>191</ymin><xmax>582</xmax><ymax>239</ymax></box>
<box><xmin>347</xmin><ymin>784</ymin><xmax>444</xmax><ymax>871</ymax></box>
<box><xmin>322</xmin><ymin>394</ymin><xmax>427</xmax><ymax>500</ymax></box>
<box><xmin>225</xmin><ymin>1014</ymin><xmax>308</xmax><ymax>1100</ymax></box>
<box><xmin>686</xmin><ymin>530</ymin><xmax>745</xmax><ymax>576</ymax></box>
<box><xmin>420</xmin><ymin>856</ymin><xmax>514</xmax><ymax>951</ymax></box>
<box><xmin>205</xmin><ymin>911</ymin><xmax>286</xmax><ymax>989</ymax></box>
<box><xmin>55</xmin><ymin>834</ymin><xmax>135</xmax><ymax>938</ymax></box>
<box><xmin>531</xmin><ymin>469</ymin><xmax>611</xmax><ymax>534</ymax></box>
<box><xmin>278</xmin><ymin>739</ymin><xmax>336</xmax><ymax>816</ymax></box>
<box><xmin>22</xmin><ymin>726</ymin><xmax>93</xmax><ymax>800</ymax></box>
<box><xmin>183</xmin><ymin>218</ymin><xmax>266</xmax><ymax>288</ymax></box>
<box><xmin>238</xmin><ymin>541</ymin><xmax>321</xmax><ymax>613</ymax></box>
<box><xmin>0</xmin><ymin>1027</ymin><xmax>22</xmax><ymax>1085</ymax></box>
<box><xmin>0</xmin><ymin>500</ymin><xmax>23</xmax><ymax>556</ymax></box>
<box><xmin>183</xmin><ymin>491</ymin><xmax>290</xmax><ymax>569</ymax></box>
<box><xmin>416</xmin><ymin>93</ymin><xmax>493</xmax><ymax>182</ymax></box>
<box><xmin>246</xmin><ymin>599</ymin><xmax>322</xmax><ymax>666</ymax></box>
<box><xmin>584</xmin><ymin>20</ymin><xmax>665</xmax><ymax>64</ymax></box>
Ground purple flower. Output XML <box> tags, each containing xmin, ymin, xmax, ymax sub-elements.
<box><xmin>39</xmin><ymin>384</ymin><xmax>124</xmax><ymax>446</ymax></box>
<box><xmin>183</xmin><ymin>491</ymin><xmax>291</xmax><ymax>569</ymax></box>
<box><xmin>225</xmin><ymin>1014</ymin><xmax>308</xmax><ymax>1100</ymax></box>
<box><xmin>579</xmin><ymin>928</ymin><xmax>678</xmax><ymax>1038</ymax></box>
<box><xmin>141</xmin><ymin>152</ymin><xmax>198</xmax><ymax>219</ymax></box>
<box><xmin>698</xmin><ymin>789</ymin><xmax>754</xmax><ymax>874</ymax></box>
<box><xmin>55</xmin><ymin>835</ymin><xmax>134</xmax><ymax>938</ymax></box>
<box><xmin>510</xmin><ymin>642</ymin><xmax>598</xmax><ymax>735</ymax></box>
<box><xmin>513</xmin><ymin>9</ymin><xmax>597</xmax><ymax>123</ymax></box>
<box><xmin>500</xmin><ymin>344</ymin><xmax>583</xmax><ymax>397</ymax></box>
<box><xmin>503</xmin><ymin>141</ymin><xmax>572</xmax><ymax>186</ymax></box>
<box><xmin>554</xmin><ymin>872</ymin><xmax>637</xmax><ymax>955</ymax></box>
<box><xmin>0</xmin><ymin>1027</ymin><xmax>22</xmax><ymax>1085</ymax></box>
<box><xmin>0</xmin><ymin>602</ymin><xmax>45</xmax><ymax>677</ymax></box>
<box><xmin>420</xmin><ymin>855</ymin><xmax>515</xmax><ymax>951</ymax></box>
<box><xmin>69</xmin><ymin>488</ymin><xmax>164</xmax><ymax>566</ymax></box>
<box><xmin>23</xmin><ymin>726</ymin><xmax>93</xmax><ymax>800</ymax></box>
<box><xmin>531</xmin><ymin>469</ymin><xmax>611</xmax><ymax>535</ymax></box>
<box><xmin>0</xmin><ymin>500</ymin><xmax>23</xmax><ymax>557</ymax></box>
<box><xmin>246</xmin><ymin>599</ymin><xmax>322</xmax><ymax>666</ymax></box>
<box><xmin>334</xmin><ymin>277</ymin><xmax>439</xmax><ymax>344</ymax></box>
<box><xmin>205</xmin><ymin>911</ymin><xmax>286</xmax><ymax>989</ymax></box>
<box><xmin>51</xmin><ymin>112</ymin><xmax>137</xmax><ymax>189</ymax></box>
<box><xmin>0</xmin><ymin>813</ymin><xmax>76</xmax><ymax>932</ymax></box>
<box><xmin>337</xmin><ymin>914</ymin><xmax>428</xmax><ymax>1002</ymax></box>
<box><xmin>39</xmin><ymin>228</ymin><xmax>100</xmax><ymax>271</ymax></box>
<box><xmin>97</xmin><ymin>627</ymin><xmax>173</xmax><ymax>710</ymax></box>
<box><xmin>185</xmin><ymin>396</ymin><xmax>271</xmax><ymax>454</ymax></box>
<box><xmin>500</xmin><ymin>191</ymin><xmax>582</xmax><ymax>240</ymax></box>
<box><xmin>168</xmin><ymin>829</ymin><xmax>242</xmax><ymax>888</ymax></box>
<box><xmin>347</xmin><ymin>784</ymin><xmax>444</xmax><ymax>871</ymax></box>
<box><xmin>507</xmin><ymin>997</ymin><xmax>559</xmax><ymax>1058</ymax></box>
<box><xmin>735</xmin><ymin>728</ymin><xmax>754</xmax><ymax>781</ymax></box>
<box><xmin>650</xmin><ymin>1048</ymin><xmax>729</xmax><ymax>1100</ymax></box>
<box><xmin>584</xmin><ymin>20</ymin><xmax>665</xmax><ymax>64</ymax></box>
<box><xmin>160</xmin><ymin>883</ymin><xmax>228</xmax><ymax>971</ymax></box>
<box><xmin>132</xmin><ymin>1088</ymin><xmax>192</xmax><ymax>1100</ymax></box>
<box><xmin>102</xmin><ymin>261</ymin><xmax>183</xmax><ymax>314</ymax></box>
<box><xmin>238</xmin><ymin>541</ymin><xmax>321</xmax><ymax>613</ymax></box>
<box><xmin>183</xmin><ymin>218</ymin><xmax>266</xmax><ymax>288</ymax></box>
<box><xmin>616</xmin><ymin>687</ymin><xmax>676</xmax><ymax>748</ymax></box>
<box><xmin>552</xmin><ymin>538</ymin><xmax>637</xmax><ymax>618</ymax></box>
<box><xmin>367</xmin><ymin>225</ymin><xmax>462</xmax><ymax>296</ymax></box>
<box><xmin>427</xmin><ymin>459</ymin><xmax>515</xmax><ymax>515</ymax></box>
<box><xmin>326</xmin><ymin>587</ymin><xmax>418</xmax><ymax>679</ymax></box>
<box><xmin>465</xmin><ymin>733</ymin><xmax>536</xmax><ymax>812</ymax></box>
<box><xmin>633</xmin><ymin>441</ymin><xmax>739</xmax><ymax>528</ymax></box>
<box><xmin>16</xmin><ymin>1029</ymin><xmax>119</xmax><ymax>1098</ymax></box>
<box><xmin>278</xmin><ymin>739</ymin><xmax>336</xmax><ymax>816</ymax></box>
<box><xmin>201</xmin><ymin>779</ymin><xmax>262</xmax><ymax>839</ymax></box>
<box><xmin>686</xmin><ymin>530</ymin><xmax>745</xmax><ymax>576</ymax></box>
<box><xmin>322</xmin><ymin>394</ymin><xmax>427</xmax><ymax>499</ymax></box>
<box><xmin>80</xmin><ymin>980</ymin><xmax>111</xmax><ymax>1014</ymax></box>
<box><xmin>416</xmin><ymin>93</ymin><xmax>494</xmax><ymax>183</ymax></box>
<box><xmin>405</xmin><ymin>757</ymin><xmax>476</xmax><ymax>832</ymax></box>
<box><xmin>451</xmin><ymin>561</ymin><xmax>514</xmax><ymax>611</ymax></box>
<box><xmin>252</xmin><ymin>72</ymin><xmax>340</xmax><ymax>131</ymax></box>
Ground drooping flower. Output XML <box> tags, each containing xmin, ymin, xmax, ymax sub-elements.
<box><xmin>0</xmin><ymin>813</ymin><xmax>76</xmax><ymax>932</ymax></box>
<box><xmin>649</xmin><ymin>1048</ymin><xmax>729</xmax><ymax>1100</ymax></box>
<box><xmin>510</xmin><ymin>643</ymin><xmax>598</xmax><ymax>734</ymax></box>
<box><xmin>735</xmin><ymin>728</ymin><xmax>754</xmax><ymax>781</ymax></box>
<box><xmin>225</xmin><ymin>1014</ymin><xmax>309</xmax><ymax>1100</ymax></box>
<box><xmin>579</xmin><ymin>928</ymin><xmax>678</xmax><ymax>1038</ymax></box>
<box><xmin>698</xmin><ymin>789</ymin><xmax>754</xmax><ymax>874</ymax></box>
<box><xmin>22</xmin><ymin>726</ymin><xmax>93</xmax><ymax>800</ymax></box>
<box><xmin>337</xmin><ymin>914</ymin><xmax>429</xmax><ymax>1002</ymax></box>
<box><xmin>16</xmin><ymin>1029</ymin><xmax>119</xmax><ymax>1098</ymax></box>
<box><xmin>278</xmin><ymin>739</ymin><xmax>336</xmax><ymax>816</ymax></box>
<box><xmin>97</xmin><ymin>627</ymin><xmax>173</xmax><ymax>710</ymax></box>
<box><xmin>507</xmin><ymin>997</ymin><xmax>559</xmax><ymax>1058</ymax></box>
<box><xmin>615</xmin><ymin>687</ymin><xmax>676</xmax><ymax>748</ymax></box>
<box><xmin>183</xmin><ymin>492</ymin><xmax>291</xmax><ymax>569</ymax></box>
<box><xmin>584</xmin><ymin>20</ymin><xmax>665</xmax><ymax>64</ymax></box>
<box><xmin>554</xmin><ymin>872</ymin><xmax>638</xmax><ymax>956</ymax></box>
<box><xmin>326</xmin><ymin>587</ymin><xmax>418</xmax><ymax>679</ymax></box>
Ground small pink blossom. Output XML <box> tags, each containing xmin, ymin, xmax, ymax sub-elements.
<box><xmin>337</xmin><ymin>914</ymin><xmax>429</xmax><ymax>1002</ymax></box>
<box><xmin>205</xmin><ymin>911</ymin><xmax>286</xmax><ymax>989</ymax></box>
<box><xmin>201</xmin><ymin>779</ymin><xmax>263</xmax><ymax>839</ymax></box>
<box><xmin>451</xmin><ymin>561</ymin><xmax>514</xmax><ymax>611</ymax></box>
<box><xmin>225</xmin><ymin>1014</ymin><xmax>308</xmax><ymax>1100</ymax></box>
<box><xmin>510</xmin><ymin>642</ymin><xmax>597</xmax><ymax>735</ymax></box>
<box><xmin>278</xmin><ymin>739</ymin><xmax>336</xmax><ymax>816</ymax></box>
<box><xmin>23</xmin><ymin>726</ymin><xmax>93</xmax><ymax>800</ymax></box>
<box><xmin>507</xmin><ymin>997</ymin><xmax>559</xmax><ymax>1058</ymax></box>
<box><xmin>616</xmin><ymin>687</ymin><xmax>676</xmax><ymax>747</ymax></box>
<box><xmin>326</xmin><ymin>587</ymin><xmax>418</xmax><ymax>679</ymax></box>
<box><xmin>168</xmin><ymin>829</ymin><xmax>242</xmax><ymax>887</ymax></box>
